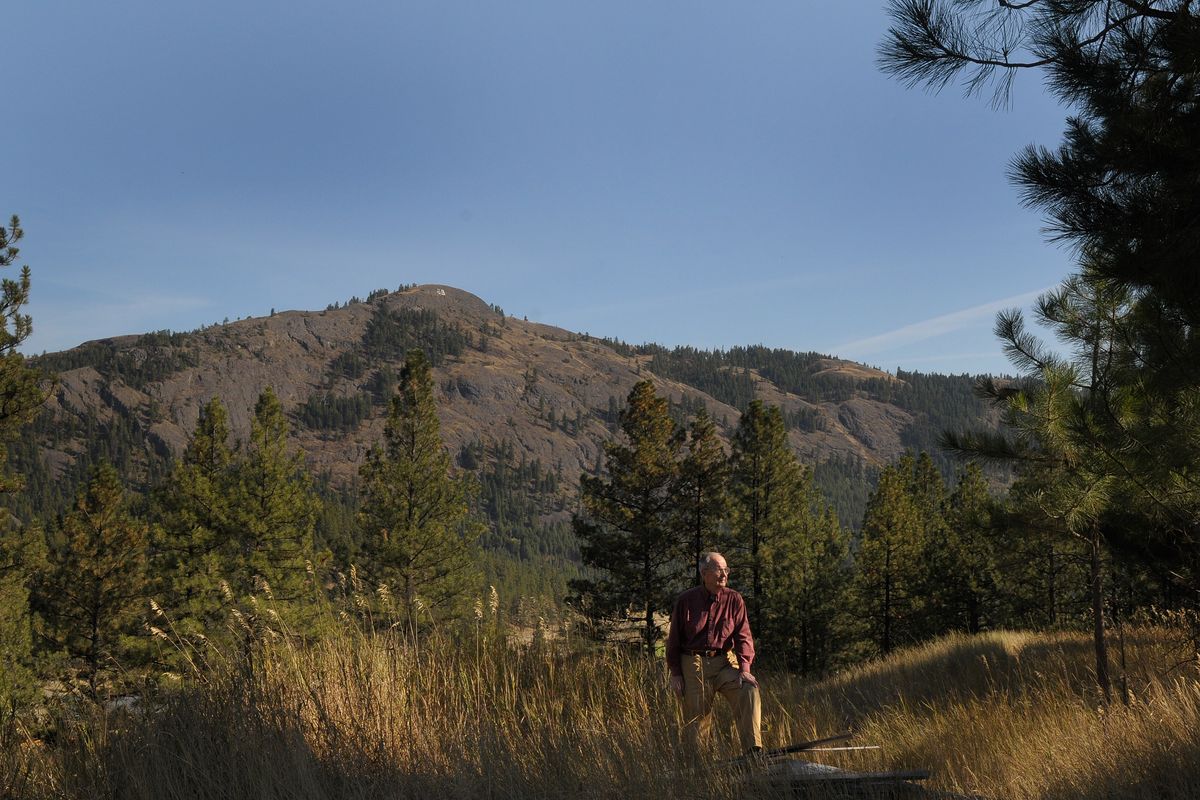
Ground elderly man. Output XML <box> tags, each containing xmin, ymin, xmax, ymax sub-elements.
<box><xmin>665</xmin><ymin>551</ymin><xmax>763</xmax><ymax>756</ymax></box>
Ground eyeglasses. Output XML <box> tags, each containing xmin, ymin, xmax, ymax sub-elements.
<box><xmin>707</xmin><ymin>568</ymin><xmax>731</xmax><ymax>576</ymax></box>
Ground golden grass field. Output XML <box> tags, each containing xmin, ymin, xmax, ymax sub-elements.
<box><xmin>5</xmin><ymin>620</ymin><xmax>1198</xmax><ymax>799</ymax></box>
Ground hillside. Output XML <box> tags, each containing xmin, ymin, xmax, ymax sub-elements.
<box><xmin>13</xmin><ymin>284</ymin><xmax>1001</xmax><ymax>536</ymax></box>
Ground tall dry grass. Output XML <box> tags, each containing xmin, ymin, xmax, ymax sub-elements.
<box><xmin>8</xmin><ymin>622</ymin><xmax>1199</xmax><ymax>799</ymax></box>
<box><xmin>36</xmin><ymin>629</ymin><xmax>757</xmax><ymax>800</ymax></box>
<box><xmin>766</xmin><ymin>628</ymin><xmax>1200</xmax><ymax>799</ymax></box>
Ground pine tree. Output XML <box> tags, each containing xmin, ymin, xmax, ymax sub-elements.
<box><xmin>776</xmin><ymin>505</ymin><xmax>852</xmax><ymax>674</ymax></box>
<box><xmin>946</xmin><ymin>278</ymin><xmax>1129</xmax><ymax>698</ymax></box>
<box><xmin>884</xmin><ymin>0</ymin><xmax>1200</xmax><ymax>663</ymax></box>
<box><xmin>0</xmin><ymin>520</ymin><xmax>43</xmax><ymax>742</ymax></box>
<box><xmin>0</xmin><ymin>215</ymin><xmax>49</xmax><ymax>724</ymax></box>
<box><xmin>853</xmin><ymin>456</ymin><xmax>925</xmax><ymax>655</ymax></box>
<box><xmin>946</xmin><ymin>463</ymin><xmax>996</xmax><ymax>632</ymax></box>
<box><xmin>151</xmin><ymin>397</ymin><xmax>238</xmax><ymax>642</ymax></box>
<box><xmin>570</xmin><ymin>380</ymin><xmax>684</xmax><ymax>651</ymax></box>
<box><xmin>993</xmin><ymin>477</ymin><xmax>1090</xmax><ymax>631</ymax></box>
<box><xmin>0</xmin><ymin>215</ymin><xmax>45</xmax><ymax>494</ymax></box>
<box><xmin>907</xmin><ymin>451</ymin><xmax>949</xmax><ymax>639</ymax></box>
<box><xmin>359</xmin><ymin>350</ymin><xmax>482</xmax><ymax>632</ymax></box>
<box><xmin>230</xmin><ymin>388</ymin><xmax>321</xmax><ymax>626</ymax></box>
<box><xmin>728</xmin><ymin>401</ymin><xmax>801</xmax><ymax>627</ymax></box>
<box><xmin>727</xmin><ymin>400</ymin><xmax>844</xmax><ymax>668</ymax></box>
<box><xmin>929</xmin><ymin>463</ymin><xmax>996</xmax><ymax>634</ymax></box>
<box><xmin>43</xmin><ymin>464</ymin><xmax>149</xmax><ymax>697</ymax></box>
<box><xmin>908</xmin><ymin>452</ymin><xmax>945</xmax><ymax>536</ymax></box>
<box><xmin>676</xmin><ymin>408</ymin><xmax>729</xmax><ymax>584</ymax></box>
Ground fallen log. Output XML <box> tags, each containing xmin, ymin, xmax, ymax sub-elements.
<box><xmin>742</xmin><ymin>733</ymin><xmax>949</xmax><ymax>798</ymax></box>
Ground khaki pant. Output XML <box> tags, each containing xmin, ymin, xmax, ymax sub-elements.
<box><xmin>680</xmin><ymin>653</ymin><xmax>762</xmax><ymax>754</ymax></box>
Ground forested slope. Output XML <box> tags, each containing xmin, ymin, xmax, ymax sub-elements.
<box><xmin>12</xmin><ymin>285</ymin><xmax>1003</xmax><ymax>601</ymax></box>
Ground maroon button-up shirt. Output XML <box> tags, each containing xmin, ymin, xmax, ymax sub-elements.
<box><xmin>665</xmin><ymin>585</ymin><xmax>755</xmax><ymax>677</ymax></box>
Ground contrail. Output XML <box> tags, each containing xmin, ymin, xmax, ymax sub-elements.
<box><xmin>829</xmin><ymin>284</ymin><xmax>1056</xmax><ymax>357</ymax></box>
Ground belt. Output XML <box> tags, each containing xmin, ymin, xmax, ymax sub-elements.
<box><xmin>686</xmin><ymin>649</ymin><xmax>728</xmax><ymax>658</ymax></box>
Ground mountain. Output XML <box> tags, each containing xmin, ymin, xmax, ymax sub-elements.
<box><xmin>13</xmin><ymin>285</ymin><xmax>1001</xmax><ymax>544</ymax></box>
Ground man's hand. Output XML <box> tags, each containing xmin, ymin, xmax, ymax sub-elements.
<box><xmin>670</xmin><ymin>674</ymin><xmax>684</xmax><ymax>697</ymax></box>
<box><xmin>739</xmin><ymin>670</ymin><xmax>758</xmax><ymax>688</ymax></box>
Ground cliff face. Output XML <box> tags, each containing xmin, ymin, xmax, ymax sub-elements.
<box><xmin>34</xmin><ymin>285</ymin><xmax>982</xmax><ymax>493</ymax></box>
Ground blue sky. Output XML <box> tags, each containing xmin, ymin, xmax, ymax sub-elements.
<box><xmin>6</xmin><ymin>2</ymin><xmax>1074</xmax><ymax>375</ymax></box>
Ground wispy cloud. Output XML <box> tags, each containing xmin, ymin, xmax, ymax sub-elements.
<box><xmin>829</xmin><ymin>285</ymin><xmax>1056</xmax><ymax>357</ymax></box>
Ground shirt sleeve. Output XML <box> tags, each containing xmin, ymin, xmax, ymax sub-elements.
<box><xmin>665</xmin><ymin>594</ymin><xmax>684</xmax><ymax>677</ymax></box>
<box><xmin>731</xmin><ymin>593</ymin><xmax>755</xmax><ymax>672</ymax></box>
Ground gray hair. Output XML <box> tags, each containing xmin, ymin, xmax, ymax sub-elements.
<box><xmin>698</xmin><ymin>551</ymin><xmax>725</xmax><ymax>573</ymax></box>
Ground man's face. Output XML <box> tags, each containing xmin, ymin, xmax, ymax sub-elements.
<box><xmin>701</xmin><ymin>556</ymin><xmax>729</xmax><ymax>594</ymax></box>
